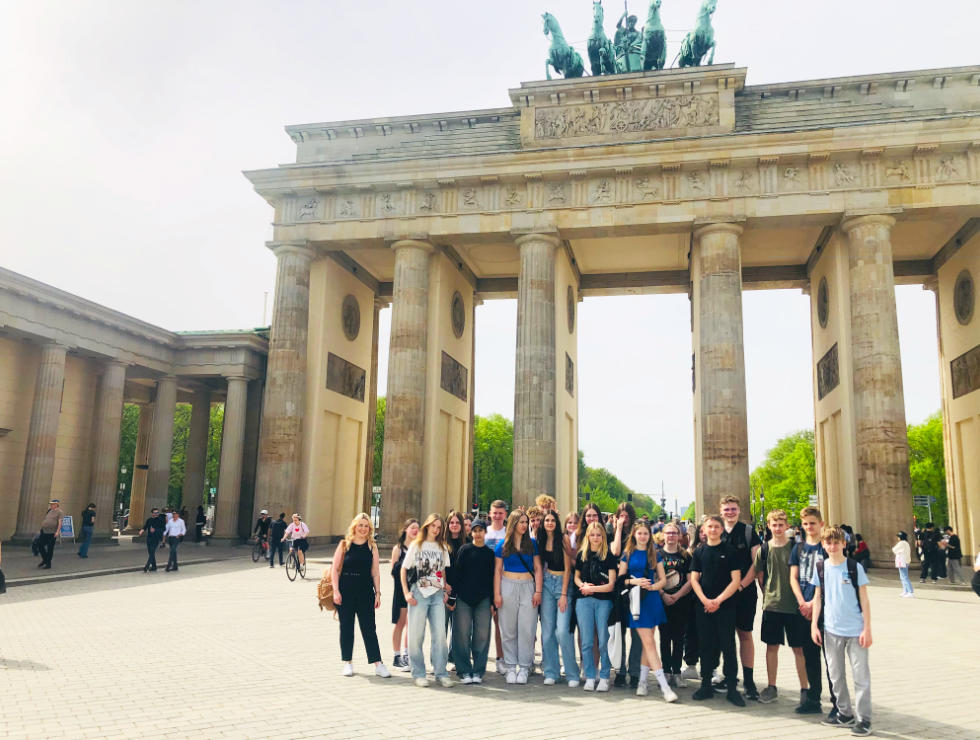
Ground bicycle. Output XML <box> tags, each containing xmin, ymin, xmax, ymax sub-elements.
<box><xmin>251</xmin><ymin>536</ymin><xmax>270</xmax><ymax>563</ymax></box>
<box><xmin>285</xmin><ymin>542</ymin><xmax>307</xmax><ymax>582</ymax></box>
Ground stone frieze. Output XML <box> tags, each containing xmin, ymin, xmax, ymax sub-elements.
<box><xmin>533</xmin><ymin>94</ymin><xmax>720</xmax><ymax>140</ymax></box>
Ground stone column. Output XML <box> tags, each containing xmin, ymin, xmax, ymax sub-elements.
<box><xmin>254</xmin><ymin>242</ymin><xmax>316</xmax><ymax>520</ymax></box>
<box><xmin>144</xmin><ymin>376</ymin><xmax>178</xmax><ymax>513</ymax></box>
<box><xmin>512</xmin><ymin>233</ymin><xmax>559</xmax><ymax>507</ymax></box>
<box><xmin>126</xmin><ymin>402</ymin><xmax>153</xmax><ymax>532</ymax></box>
<box><xmin>214</xmin><ymin>376</ymin><xmax>248</xmax><ymax>540</ymax></box>
<box><xmin>14</xmin><ymin>342</ymin><xmax>68</xmax><ymax>539</ymax></box>
<box><xmin>362</xmin><ymin>297</ymin><xmax>384</xmax><ymax>516</ymax></box>
<box><xmin>88</xmin><ymin>360</ymin><xmax>127</xmax><ymax>540</ymax></box>
<box><xmin>841</xmin><ymin>215</ymin><xmax>912</xmax><ymax>561</ymax></box>
<box><xmin>468</xmin><ymin>298</ymin><xmax>481</xmax><ymax>510</ymax></box>
<box><xmin>180</xmin><ymin>388</ymin><xmax>211</xmax><ymax>523</ymax></box>
<box><xmin>692</xmin><ymin>223</ymin><xmax>750</xmax><ymax>517</ymax></box>
<box><xmin>381</xmin><ymin>239</ymin><xmax>434</xmax><ymax>537</ymax></box>
<box><xmin>237</xmin><ymin>378</ymin><xmax>264</xmax><ymax>540</ymax></box>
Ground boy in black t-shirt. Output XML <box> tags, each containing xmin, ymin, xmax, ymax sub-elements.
<box><xmin>719</xmin><ymin>495</ymin><xmax>762</xmax><ymax>700</ymax></box>
<box><xmin>690</xmin><ymin>515</ymin><xmax>744</xmax><ymax>706</ymax></box>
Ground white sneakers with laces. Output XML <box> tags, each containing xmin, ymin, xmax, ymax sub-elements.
<box><xmin>341</xmin><ymin>663</ymin><xmax>354</xmax><ymax>677</ymax></box>
<box><xmin>506</xmin><ymin>669</ymin><xmax>517</xmax><ymax>684</ymax></box>
<box><xmin>438</xmin><ymin>677</ymin><xmax>454</xmax><ymax>688</ymax></box>
<box><xmin>374</xmin><ymin>663</ymin><xmax>390</xmax><ymax>678</ymax></box>
<box><xmin>516</xmin><ymin>668</ymin><xmax>529</xmax><ymax>684</ymax></box>
<box><xmin>596</xmin><ymin>678</ymin><xmax>610</xmax><ymax>692</ymax></box>
<box><xmin>583</xmin><ymin>678</ymin><xmax>596</xmax><ymax>691</ymax></box>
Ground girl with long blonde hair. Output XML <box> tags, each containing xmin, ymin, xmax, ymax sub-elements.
<box><xmin>331</xmin><ymin>513</ymin><xmax>389</xmax><ymax>678</ymax></box>
<box><xmin>573</xmin><ymin>521</ymin><xmax>617</xmax><ymax>691</ymax></box>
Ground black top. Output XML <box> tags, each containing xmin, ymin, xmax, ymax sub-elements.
<box><xmin>81</xmin><ymin>509</ymin><xmax>96</xmax><ymax>527</ymax></box>
<box><xmin>574</xmin><ymin>551</ymin><xmax>618</xmax><ymax>601</ymax></box>
<box><xmin>270</xmin><ymin>518</ymin><xmax>287</xmax><ymax>539</ymax></box>
<box><xmin>253</xmin><ymin>517</ymin><xmax>272</xmax><ymax>536</ymax></box>
<box><xmin>340</xmin><ymin>540</ymin><xmax>374</xmax><ymax>581</ymax></box>
<box><xmin>919</xmin><ymin>529</ymin><xmax>940</xmax><ymax>552</ymax></box>
<box><xmin>721</xmin><ymin>521</ymin><xmax>762</xmax><ymax>575</ymax></box>
<box><xmin>660</xmin><ymin>548</ymin><xmax>692</xmax><ymax>595</ymax></box>
<box><xmin>454</xmin><ymin>543</ymin><xmax>495</xmax><ymax>607</ymax></box>
<box><xmin>446</xmin><ymin>536</ymin><xmax>466</xmax><ymax>590</ymax></box>
<box><xmin>691</xmin><ymin>542</ymin><xmax>739</xmax><ymax>607</ymax></box>
<box><xmin>539</xmin><ymin>536</ymin><xmax>565</xmax><ymax>572</ymax></box>
<box><xmin>947</xmin><ymin>534</ymin><xmax>962</xmax><ymax>560</ymax></box>
<box><xmin>143</xmin><ymin>514</ymin><xmax>167</xmax><ymax>540</ymax></box>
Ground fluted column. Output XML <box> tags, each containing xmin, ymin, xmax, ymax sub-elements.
<box><xmin>181</xmin><ymin>388</ymin><xmax>211</xmax><ymax>518</ymax></box>
<box><xmin>126</xmin><ymin>402</ymin><xmax>153</xmax><ymax>532</ymax></box>
<box><xmin>362</xmin><ymin>297</ymin><xmax>385</xmax><ymax>515</ymax></box>
<box><xmin>512</xmin><ymin>233</ymin><xmax>559</xmax><ymax>507</ymax></box>
<box><xmin>88</xmin><ymin>360</ymin><xmax>128</xmax><ymax>540</ymax></box>
<box><xmin>692</xmin><ymin>223</ymin><xmax>750</xmax><ymax>517</ymax></box>
<box><xmin>255</xmin><ymin>242</ymin><xmax>316</xmax><ymax>520</ymax></box>
<box><xmin>214</xmin><ymin>376</ymin><xmax>249</xmax><ymax>539</ymax></box>
<box><xmin>841</xmin><ymin>215</ymin><xmax>912</xmax><ymax>560</ymax></box>
<box><xmin>381</xmin><ymin>239</ymin><xmax>434</xmax><ymax>537</ymax></box>
<box><xmin>144</xmin><ymin>375</ymin><xmax>178</xmax><ymax>513</ymax></box>
<box><xmin>15</xmin><ymin>342</ymin><xmax>68</xmax><ymax>539</ymax></box>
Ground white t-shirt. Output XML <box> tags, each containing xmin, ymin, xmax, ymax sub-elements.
<box><xmin>974</xmin><ymin>549</ymin><xmax>980</xmax><ymax>568</ymax></box>
<box><xmin>404</xmin><ymin>540</ymin><xmax>448</xmax><ymax>597</ymax></box>
<box><xmin>485</xmin><ymin>524</ymin><xmax>506</xmax><ymax>549</ymax></box>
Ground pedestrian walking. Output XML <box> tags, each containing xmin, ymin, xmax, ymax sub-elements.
<box><xmin>36</xmin><ymin>499</ymin><xmax>64</xmax><ymax>569</ymax></box>
<box><xmin>892</xmin><ymin>532</ymin><xmax>914</xmax><ymax>597</ymax></box>
<box><xmin>164</xmin><ymin>511</ymin><xmax>186</xmax><ymax>571</ymax></box>
<box><xmin>77</xmin><ymin>503</ymin><xmax>96</xmax><ymax>559</ymax></box>
<box><xmin>139</xmin><ymin>507</ymin><xmax>166</xmax><ymax>572</ymax></box>
<box><xmin>268</xmin><ymin>513</ymin><xmax>287</xmax><ymax>567</ymax></box>
<box><xmin>943</xmin><ymin>527</ymin><xmax>964</xmax><ymax>584</ymax></box>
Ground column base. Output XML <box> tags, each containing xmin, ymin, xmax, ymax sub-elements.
<box><xmin>206</xmin><ymin>536</ymin><xmax>246</xmax><ymax>547</ymax></box>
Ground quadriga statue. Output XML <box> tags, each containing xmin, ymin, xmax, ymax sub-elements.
<box><xmin>675</xmin><ymin>0</ymin><xmax>717</xmax><ymax>68</ymax></box>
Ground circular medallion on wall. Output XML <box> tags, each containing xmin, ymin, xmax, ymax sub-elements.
<box><xmin>451</xmin><ymin>291</ymin><xmax>465</xmax><ymax>338</ymax></box>
<box><xmin>567</xmin><ymin>286</ymin><xmax>576</xmax><ymax>334</ymax></box>
<box><xmin>341</xmin><ymin>294</ymin><xmax>360</xmax><ymax>341</ymax></box>
<box><xmin>954</xmin><ymin>269</ymin><xmax>974</xmax><ymax>326</ymax></box>
<box><xmin>817</xmin><ymin>276</ymin><xmax>829</xmax><ymax>329</ymax></box>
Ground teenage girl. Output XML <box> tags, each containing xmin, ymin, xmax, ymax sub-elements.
<box><xmin>574</xmin><ymin>521</ymin><xmax>617</xmax><ymax>691</ymax></box>
<box><xmin>390</xmin><ymin>518</ymin><xmax>419</xmax><ymax>669</ymax></box>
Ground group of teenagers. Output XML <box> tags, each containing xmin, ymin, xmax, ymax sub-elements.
<box><xmin>329</xmin><ymin>495</ymin><xmax>876</xmax><ymax>737</ymax></box>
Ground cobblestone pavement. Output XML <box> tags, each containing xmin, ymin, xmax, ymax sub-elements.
<box><xmin>0</xmin><ymin>555</ymin><xmax>976</xmax><ymax>740</ymax></box>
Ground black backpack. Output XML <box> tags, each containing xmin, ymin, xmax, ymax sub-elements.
<box><xmin>756</xmin><ymin>540</ymin><xmax>804</xmax><ymax>583</ymax></box>
<box><xmin>815</xmin><ymin>557</ymin><xmax>863</xmax><ymax>613</ymax></box>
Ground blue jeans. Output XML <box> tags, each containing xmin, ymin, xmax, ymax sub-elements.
<box><xmin>78</xmin><ymin>525</ymin><xmax>94</xmax><ymax>557</ymax></box>
<box><xmin>451</xmin><ymin>597</ymin><xmax>491</xmax><ymax>678</ymax></box>
<box><xmin>408</xmin><ymin>586</ymin><xmax>449</xmax><ymax>680</ymax></box>
<box><xmin>541</xmin><ymin>572</ymin><xmax>579</xmax><ymax>681</ymax></box>
<box><xmin>575</xmin><ymin>596</ymin><xmax>612</xmax><ymax>680</ymax></box>
<box><xmin>898</xmin><ymin>566</ymin><xmax>914</xmax><ymax>594</ymax></box>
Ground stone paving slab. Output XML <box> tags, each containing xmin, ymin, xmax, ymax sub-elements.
<box><xmin>0</xmin><ymin>555</ymin><xmax>976</xmax><ymax>740</ymax></box>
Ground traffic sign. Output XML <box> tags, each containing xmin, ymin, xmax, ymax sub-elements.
<box><xmin>912</xmin><ymin>495</ymin><xmax>932</xmax><ymax>506</ymax></box>
<box><xmin>808</xmin><ymin>495</ymin><xmax>819</xmax><ymax>506</ymax></box>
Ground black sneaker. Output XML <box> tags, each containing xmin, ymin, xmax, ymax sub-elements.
<box><xmin>629</xmin><ymin>675</ymin><xmax>639</xmax><ymax>689</ymax></box>
<box><xmin>743</xmin><ymin>682</ymin><xmax>760</xmax><ymax>701</ymax></box>
<box><xmin>613</xmin><ymin>673</ymin><xmax>626</xmax><ymax>688</ymax></box>
<box><xmin>795</xmin><ymin>700</ymin><xmax>823</xmax><ymax>715</ymax></box>
<box><xmin>823</xmin><ymin>713</ymin><xmax>855</xmax><ymax>727</ymax></box>
<box><xmin>692</xmin><ymin>685</ymin><xmax>714</xmax><ymax>701</ymax></box>
<box><xmin>392</xmin><ymin>655</ymin><xmax>404</xmax><ymax>669</ymax></box>
<box><xmin>727</xmin><ymin>689</ymin><xmax>746</xmax><ymax>707</ymax></box>
<box><xmin>850</xmin><ymin>721</ymin><xmax>872</xmax><ymax>737</ymax></box>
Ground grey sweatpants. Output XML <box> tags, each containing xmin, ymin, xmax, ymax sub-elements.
<box><xmin>824</xmin><ymin>632</ymin><xmax>872</xmax><ymax>723</ymax></box>
<box><xmin>499</xmin><ymin>578</ymin><xmax>537</xmax><ymax>670</ymax></box>
<box><xmin>947</xmin><ymin>558</ymin><xmax>964</xmax><ymax>583</ymax></box>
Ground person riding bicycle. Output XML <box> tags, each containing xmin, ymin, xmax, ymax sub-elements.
<box><xmin>282</xmin><ymin>513</ymin><xmax>310</xmax><ymax>567</ymax></box>
<box><xmin>253</xmin><ymin>510</ymin><xmax>272</xmax><ymax>546</ymax></box>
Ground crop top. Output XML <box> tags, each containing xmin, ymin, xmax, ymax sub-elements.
<box><xmin>495</xmin><ymin>538</ymin><xmax>539</xmax><ymax>573</ymax></box>
<box><xmin>539</xmin><ymin>537</ymin><xmax>566</xmax><ymax>572</ymax></box>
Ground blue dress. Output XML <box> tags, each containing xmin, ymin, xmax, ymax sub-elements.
<box><xmin>623</xmin><ymin>550</ymin><xmax>667</xmax><ymax>629</ymax></box>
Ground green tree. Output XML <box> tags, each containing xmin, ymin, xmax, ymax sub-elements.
<box><xmin>204</xmin><ymin>404</ymin><xmax>224</xmax><ymax>505</ymax></box>
<box><xmin>116</xmin><ymin>404</ymin><xmax>140</xmax><ymax>508</ymax></box>
<box><xmin>908</xmin><ymin>412</ymin><xmax>947</xmax><ymax>525</ymax></box>
<box><xmin>473</xmin><ymin>414</ymin><xmax>514</xmax><ymax>510</ymax></box>
<box><xmin>578</xmin><ymin>452</ymin><xmax>663</xmax><ymax>519</ymax></box>
<box><xmin>373</xmin><ymin>397</ymin><xmax>385</xmax><ymax>487</ymax></box>
<box><xmin>749</xmin><ymin>430</ymin><xmax>816</xmax><ymax>522</ymax></box>
<box><xmin>682</xmin><ymin>501</ymin><xmax>696</xmax><ymax>521</ymax></box>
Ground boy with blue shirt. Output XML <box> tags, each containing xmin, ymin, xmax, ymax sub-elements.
<box><xmin>810</xmin><ymin>526</ymin><xmax>873</xmax><ymax>737</ymax></box>
<box><xmin>789</xmin><ymin>506</ymin><xmax>828</xmax><ymax>715</ymax></box>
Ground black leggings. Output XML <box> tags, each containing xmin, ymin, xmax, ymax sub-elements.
<box><xmin>337</xmin><ymin>576</ymin><xmax>381</xmax><ymax>664</ymax></box>
<box><xmin>660</xmin><ymin>594</ymin><xmax>692</xmax><ymax>673</ymax></box>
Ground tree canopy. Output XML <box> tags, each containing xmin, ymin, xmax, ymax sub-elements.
<box><xmin>748</xmin><ymin>430</ymin><xmax>816</xmax><ymax>522</ymax></box>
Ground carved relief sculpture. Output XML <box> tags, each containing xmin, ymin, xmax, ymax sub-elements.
<box><xmin>534</xmin><ymin>94</ymin><xmax>719</xmax><ymax>140</ymax></box>
<box><xmin>341</xmin><ymin>295</ymin><xmax>361</xmax><ymax>341</ymax></box>
<box><xmin>817</xmin><ymin>343</ymin><xmax>840</xmax><ymax>400</ymax></box>
<box><xmin>635</xmin><ymin>176</ymin><xmax>658</xmax><ymax>199</ymax></box>
<box><xmin>297</xmin><ymin>198</ymin><xmax>319</xmax><ymax>220</ymax></box>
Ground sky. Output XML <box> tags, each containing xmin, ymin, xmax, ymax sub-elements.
<box><xmin>3</xmin><ymin>0</ymin><xmax>973</xmax><ymax>513</ymax></box>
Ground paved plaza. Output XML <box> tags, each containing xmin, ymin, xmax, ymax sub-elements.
<box><xmin>0</xmin><ymin>555</ymin><xmax>977</xmax><ymax>740</ymax></box>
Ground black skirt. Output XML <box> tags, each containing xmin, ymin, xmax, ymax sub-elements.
<box><xmin>391</xmin><ymin>572</ymin><xmax>407</xmax><ymax>622</ymax></box>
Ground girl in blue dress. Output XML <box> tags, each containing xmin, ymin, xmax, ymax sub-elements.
<box><xmin>619</xmin><ymin>520</ymin><xmax>678</xmax><ymax>702</ymax></box>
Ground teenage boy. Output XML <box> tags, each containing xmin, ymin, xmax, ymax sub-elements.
<box><xmin>750</xmin><ymin>509</ymin><xmax>810</xmax><ymax>706</ymax></box>
<box><xmin>690</xmin><ymin>515</ymin><xmax>744</xmax><ymax>707</ymax></box>
<box><xmin>811</xmin><ymin>527</ymin><xmax>873</xmax><ymax>737</ymax></box>
<box><xmin>485</xmin><ymin>500</ymin><xmax>508</xmax><ymax>674</ymax></box>
<box><xmin>719</xmin><ymin>495</ymin><xmax>761</xmax><ymax>700</ymax></box>
<box><xmin>789</xmin><ymin>506</ymin><xmax>827</xmax><ymax>715</ymax></box>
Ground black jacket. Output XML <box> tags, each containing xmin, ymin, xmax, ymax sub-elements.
<box><xmin>143</xmin><ymin>514</ymin><xmax>167</xmax><ymax>541</ymax></box>
<box><xmin>270</xmin><ymin>518</ymin><xmax>288</xmax><ymax>540</ymax></box>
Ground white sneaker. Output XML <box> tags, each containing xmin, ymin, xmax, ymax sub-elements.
<box><xmin>543</xmin><ymin>677</ymin><xmax>556</xmax><ymax>686</ymax></box>
<box><xmin>583</xmin><ymin>679</ymin><xmax>596</xmax><ymax>691</ymax></box>
<box><xmin>680</xmin><ymin>665</ymin><xmax>700</xmax><ymax>680</ymax></box>
<box><xmin>516</xmin><ymin>668</ymin><xmax>529</xmax><ymax>684</ymax></box>
<box><xmin>374</xmin><ymin>663</ymin><xmax>390</xmax><ymax>678</ymax></box>
<box><xmin>902</xmin><ymin>592</ymin><xmax>915</xmax><ymax>598</ymax></box>
<box><xmin>597</xmin><ymin>678</ymin><xmax>610</xmax><ymax>692</ymax></box>
<box><xmin>471</xmin><ymin>675</ymin><xmax>483</xmax><ymax>684</ymax></box>
<box><xmin>636</xmin><ymin>681</ymin><xmax>649</xmax><ymax>696</ymax></box>
<box><xmin>496</xmin><ymin>658</ymin><xmax>507</xmax><ymax>675</ymax></box>
<box><xmin>438</xmin><ymin>676</ymin><xmax>454</xmax><ymax>688</ymax></box>
<box><xmin>414</xmin><ymin>677</ymin><xmax>429</xmax><ymax>687</ymax></box>
<box><xmin>461</xmin><ymin>675</ymin><xmax>473</xmax><ymax>685</ymax></box>
<box><xmin>662</xmin><ymin>685</ymin><xmax>679</xmax><ymax>703</ymax></box>
<box><xmin>568</xmin><ymin>679</ymin><xmax>580</xmax><ymax>688</ymax></box>
<box><xmin>341</xmin><ymin>663</ymin><xmax>354</xmax><ymax>677</ymax></box>
<box><xmin>506</xmin><ymin>669</ymin><xmax>517</xmax><ymax>684</ymax></box>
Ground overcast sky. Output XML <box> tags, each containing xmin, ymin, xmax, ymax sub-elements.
<box><xmin>3</xmin><ymin>0</ymin><xmax>973</xmax><ymax>512</ymax></box>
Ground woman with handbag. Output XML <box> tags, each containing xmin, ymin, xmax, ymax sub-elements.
<box><xmin>537</xmin><ymin>510</ymin><xmax>579</xmax><ymax>687</ymax></box>
<box><xmin>494</xmin><ymin>510</ymin><xmax>542</xmax><ymax>685</ymax></box>
<box><xmin>619</xmin><ymin>520</ymin><xmax>677</xmax><ymax>701</ymax></box>
<box><xmin>331</xmin><ymin>513</ymin><xmax>390</xmax><ymax>679</ymax></box>
<box><xmin>400</xmin><ymin>513</ymin><xmax>454</xmax><ymax>688</ymax></box>
<box><xmin>390</xmin><ymin>518</ymin><xmax>419</xmax><ymax>670</ymax></box>
<box><xmin>574</xmin><ymin>521</ymin><xmax>618</xmax><ymax>691</ymax></box>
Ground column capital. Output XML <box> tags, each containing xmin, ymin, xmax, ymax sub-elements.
<box><xmin>39</xmin><ymin>341</ymin><xmax>69</xmax><ymax>354</ymax></box>
<box><xmin>104</xmin><ymin>358</ymin><xmax>129</xmax><ymax>369</ymax></box>
<box><xmin>693</xmin><ymin>222</ymin><xmax>744</xmax><ymax>241</ymax></box>
<box><xmin>922</xmin><ymin>275</ymin><xmax>939</xmax><ymax>293</ymax></box>
<box><xmin>266</xmin><ymin>240</ymin><xmax>317</xmax><ymax>260</ymax></box>
<box><xmin>840</xmin><ymin>213</ymin><xmax>896</xmax><ymax>235</ymax></box>
<box><xmin>224</xmin><ymin>375</ymin><xmax>249</xmax><ymax>384</ymax></box>
<box><xmin>373</xmin><ymin>296</ymin><xmax>391</xmax><ymax>311</ymax></box>
<box><xmin>390</xmin><ymin>238</ymin><xmax>435</xmax><ymax>254</ymax></box>
<box><xmin>512</xmin><ymin>230</ymin><xmax>561</xmax><ymax>250</ymax></box>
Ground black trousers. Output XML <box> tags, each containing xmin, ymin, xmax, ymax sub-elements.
<box><xmin>660</xmin><ymin>594</ymin><xmax>692</xmax><ymax>674</ymax></box>
<box><xmin>145</xmin><ymin>538</ymin><xmax>161</xmax><ymax>569</ymax></box>
<box><xmin>920</xmin><ymin>550</ymin><xmax>940</xmax><ymax>580</ymax></box>
<box><xmin>38</xmin><ymin>533</ymin><xmax>56</xmax><ymax>566</ymax></box>
<box><xmin>337</xmin><ymin>576</ymin><xmax>382</xmax><ymax>664</ymax></box>
<box><xmin>268</xmin><ymin>540</ymin><xmax>284</xmax><ymax>566</ymax></box>
<box><xmin>166</xmin><ymin>537</ymin><xmax>180</xmax><ymax>570</ymax></box>
<box><xmin>683</xmin><ymin>599</ymin><xmax>700</xmax><ymax>667</ymax></box>
<box><xmin>800</xmin><ymin>616</ymin><xmax>823</xmax><ymax>703</ymax></box>
<box><xmin>695</xmin><ymin>606</ymin><xmax>737</xmax><ymax>686</ymax></box>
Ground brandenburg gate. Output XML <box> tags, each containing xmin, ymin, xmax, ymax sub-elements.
<box><xmin>244</xmin><ymin>63</ymin><xmax>980</xmax><ymax>560</ymax></box>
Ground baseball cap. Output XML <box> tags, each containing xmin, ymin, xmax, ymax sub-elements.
<box><xmin>470</xmin><ymin>519</ymin><xmax>488</xmax><ymax>531</ymax></box>
<box><xmin>260</xmin><ymin>509</ymin><xmax>268</xmax><ymax>515</ymax></box>
<box><xmin>49</xmin><ymin>499</ymin><xmax>60</xmax><ymax>504</ymax></box>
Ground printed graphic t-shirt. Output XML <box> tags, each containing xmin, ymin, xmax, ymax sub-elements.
<box><xmin>789</xmin><ymin>541</ymin><xmax>826</xmax><ymax>601</ymax></box>
<box><xmin>404</xmin><ymin>540</ymin><xmax>448</xmax><ymax>597</ymax></box>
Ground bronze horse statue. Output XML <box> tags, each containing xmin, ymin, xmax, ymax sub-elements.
<box><xmin>676</xmin><ymin>0</ymin><xmax>717</xmax><ymax>68</ymax></box>
<box><xmin>641</xmin><ymin>0</ymin><xmax>666</xmax><ymax>71</ymax></box>
<box><xmin>587</xmin><ymin>2</ymin><xmax>616</xmax><ymax>76</ymax></box>
<box><xmin>543</xmin><ymin>12</ymin><xmax>585</xmax><ymax>79</ymax></box>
